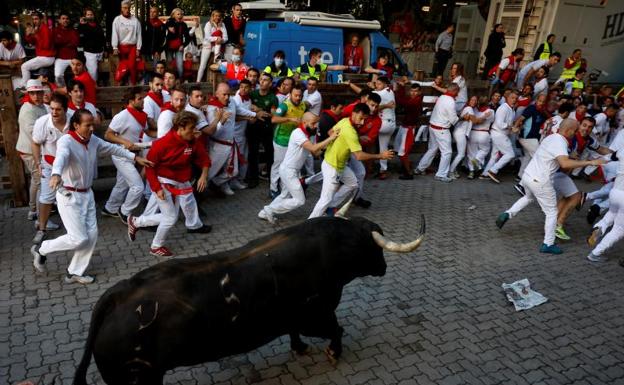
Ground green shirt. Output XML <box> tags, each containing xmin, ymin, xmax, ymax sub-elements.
<box><xmin>273</xmin><ymin>100</ymin><xmax>307</xmax><ymax>146</ymax></box>
<box><xmin>324</xmin><ymin>118</ymin><xmax>362</xmax><ymax>171</ymax></box>
<box><xmin>250</xmin><ymin>89</ymin><xmax>279</xmax><ymax>113</ymax></box>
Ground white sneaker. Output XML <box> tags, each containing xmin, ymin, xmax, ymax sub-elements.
<box><xmin>64</xmin><ymin>274</ymin><xmax>95</xmax><ymax>284</ymax></box>
<box><xmin>34</xmin><ymin>220</ymin><xmax>60</xmax><ymax>231</ymax></box>
<box><xmin>30</xmin><ymin>245</ymin><xmax>47</xmax><ymax>273</ymax></box>
<box><xmin>229</xmin><ymin>179</ymin><xmax>248</xmax><ymax>190</ymax></box>
<box><xmin>220</xmin><ymin>184</ymin><xmax>235</xmax><ymax>196</ymax></box>
<box><xmin>27</xmin><ymin>211</ymin><xmax>38</xmax><ymax>221</ymax></box>
<box><xmin>32</xmin><ymin>230</ymin><xmax>46</xmax><ymax>244</ymax></box>
<box><xmin>263</xmin><ymin>206</ymin><xmax>276</xmax><ymax>224</ymax></box>
<box><xmin>587</xmin><ymin>252</ymin><xmax>606</xmax><ymax>263</ymax></box>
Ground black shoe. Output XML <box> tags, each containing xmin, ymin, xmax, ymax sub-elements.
<box><xmin>354</xmin><ymin>197</ymin><xmax>372</xmax><ymax>208</ymax></box>
<box><xmin>514</xmin><ymin>184</ymin><xmax>525</xmax><ymax>196</ymax></box>
<box><xmin>118</xmin><ymin>209</ymin><xmax>128</xmax><ymax>225</ymax></box>
<box><xmin>587</xmin><ymin>204</ymin><xmax>600</xmax><ymax>224</ymax></box>
<box><xmin>187</xmin><ymin>224</ymin><xmax>212</xmax><ymax>234</ymax></box>
<box><xmin>399</xmin><ymin>173</ymin><xmax>414</xmax><ymax>180</ymax></box>
<box><xmin>101</xmin><ymin>207</ymin><xmax>119</xmax><ymax>218</ymax></box>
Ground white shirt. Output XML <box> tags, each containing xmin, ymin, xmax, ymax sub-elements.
<box><xmin>374</xmin><ymin>88</ymin><xmax>396</xmax><ymax>122</ymax></box>
<box><xmin>31</xmin><ymin>114</ymin><xmax>70</xmax><ymax>167</ymax></box>
<box><xmin>203</xmin><ymin>22</ymin><xmax>228</xmax><ymax>46</ymax></box>
<box><xmin>206</xmin><ymin>100</ymin><xmax>256</xmax><ymax>142</ymax></box>
<box><xmin>491</xmin><ymin>103</ymin><xmax>515</xmax><ymax>134</ymax></box>
<box><xmin>67</xmin><ymin>102</ymin><xmax>97</xmax><ymax>120</ymax></box>
<box><xmin>498</xmin><ymin>57</ymin><xmax>512</xmax><ymax>71</ymax></box>
<box><xmin>276</xmin><ymin>93</ymin><xmax>289</xmax><ymax>104</ymax></box>
<box><xmin>282</xmin><ymin>128</ymin><xmax>311</xmax><ymax>170</ymax></box>
<box><xmin>185</xmin><ymin>104</ymin><xmax>210</xmax><ymax>131</ymax></box>
<box><xmin>232</xmin><ymin>92</ymin><xmax>252</xmax><ymax>142</ymax></box>
<box><xmin>111</xmin><ymin>15</ymin><xmax>142</xmax><ymax>49</ymax></box>
<box><xmin>162</xmin><ymin>89</ymin><xmax>171</xmax><ymax>103</ymax></box>
<box><xmin>593</xmin><ymin>112</ymin><xmax>610</xmax><ymax>145</ymax></box>
<box><xmin>303</xmin><ymin>89</ymin><xmax>323</xmax><ymax>116</ymax></box>
<box><xmin>452</xmin><ymin>76</ymin><xmax>467</xmax><ymax>105</ymax></box>
<box><xmin>0</xmin><ymin>42</ymin><xmax>25</xmax><ymax>61</ymax></box>
<box><xmin>52</xmin><ymin>134</ymin><xmax>135</xmax><ymax>190</ymax></box>
<box><xmin>455</xmin><ymin>106</ymin><xmax>473</xmax><ymax>136</ymax></box>
<box><xmin>523</xmin><ymin>133</ymin><xmax>569</xmax><ymax>183</ymax></box>
<box><xmin>518</xmin><ymin>59</ymin><xmax>549</xmax><ymax>81</ymax></box>
<box><xmin>616</xmin><ymin>108</ymin><xmax>624</xmax><ymax>129</ymax></box>
<box><xmin>609</xmin><ymin>130</ymin><xmax>624</xmax><ymax>190</ymax></box>
<box><xmin>429</xmin><ymin>94</ymin><xmax>459</xmax><ymax>128</ymax></box>
<box><xmin>109</xmin><ymin>109</ymin><xmax>147</xmax><ymax>144</ymax></box>
<box><xmin>157</xmin><ymin>109</ymin><xmax>176</xmax><ymax>138</ymax></box>
<box><xmin>548</xmin><ymin>115</ymin><xmax>564</xmax><ymax>134</ymax></box>
<box><xmin>143</xmin><ymin>94</ymin><xmax>162</xmax><ymax>121</ymax></box>
<box><xmin>533</xmin><ymin>78</ymin><xmax>548</xmax><ymax>98</ymax></box>
<box><xmin>472</xmin><ymin>108</ymin><xmax>495</xmax><ymax>131</ymax></box>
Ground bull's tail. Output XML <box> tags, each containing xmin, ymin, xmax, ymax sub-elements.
<box><xmin>73</xmin><ymin>281</ymin><xmax>129</xmax><ymax>385</ymax></box>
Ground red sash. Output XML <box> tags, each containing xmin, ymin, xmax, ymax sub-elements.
<box><xmin>160</xmin><ymin>102</ymin><xmax>177</xmax><ymax>113</ymax></box>
<box><xmin>44</xmin><ymin>155</ymin><xmax>56</xmax><ymax>166</ymax></box>
<box><xmin>211</xmin><ymin>138</ymin><xmax>246</xmax><ymax>175</ymax></box>
<box><xmin>164</xmin><ymin>183</ymin><xmax>193</xmax><ymax>196</ymax></box>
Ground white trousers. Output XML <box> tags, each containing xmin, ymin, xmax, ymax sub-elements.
<box><xmin>415</xmin><ymin>124</ymin><xmax>429</xmax><ymax>142</ymax></box>
<box><xmin>348</xmin><ymin>154</ymin><xmax>366</xmax><ymax>199</ymax></box>
<box><xmin>20</xmin><ymin>56</ymin><xmax>55</xmax><ymax>87</ymax></box>
<box><xmin>467</xmin><ymin>131</ymin><xmax>490</xmax><ymax>171</ymax></box>
<box><xmin>304</xmin><ymin>171</ymin><xmax>324</xmax><ymax>186</ymax></box>
<box><xmin>309</xmin><ymin>161</ymin><xmax>358</xmax><ymax>218</ymax></box>
<box><xmin>135</xmin><ymin>187</ymin><xmax>181</xmax><ymax>248</ymax></box>
<box><xmin>450</xmin><ymin>125</ymin><xmax>469</xmax><ymax>173</ymax></box>
<box><xmin>39</xmin><ymin>166</ymin><xmax>56</xmax><ymax>205</ymax></box>
<box><xmin>592</xmin><ymin>188</ymin><xmax>624</xmax><ymax>256</ymax></box>
<box><xmin>39</xmin><ymin>189</ymin><xmax>97</xmax><ymax>276</ymax></box>
<box><xmin>197</xmin><ymin>47</ymin><xmax>214</xmax><ymax>82</ymax></box>
<box><xmin>142</xmin><ymin>187</ymin><xmax>202</xmax><ymax>230</ymax></box>
<box><xmin>378</xmin><ymin>119</ymin><xmax>395</xmax><ymax>171</ymax></box>
<box><xmin>54</xmin><ymin>58</ymin><xmax>72</xmax><ymax>86</ymax></box>
<box><xmin>588</xmin><ymin>181</ymin><xmax>614</xmax><ymax>212</ymax></box>
<box><xmin>506</xmin><ymin>175</ymin><xmax>558</xmax><ymax>246</ymax></box>
<box><xmin>484</xmin><ymin>130</ymin><xmax>515</xmax><ymax>175</ymax></box>
<box><xmin>236</xmin><ymin>136</ymin><xmax>248</xmax><ymax>182</ymax></box>
<box><xmin>518</xmin><ymin>138</ymin><xmax>539</xmax><ymax>178</ymax></box>
<box><xmin>416</xmin><ymin>127</ymin><xmax>452</xmax><ymax>178</ymax></box>
<box><xmin>266</xmin><ymin>167</ymin><xmax>306</xmax><ymax>215</ymax></box>
<box><xmin>104</xmin><ymin>156</ymin><xmax>144</xmax><ymax>216</ymax></box>
<box><xmin>270</xmin><ymin>143</ymin><xmax>288</xmax><ymax>192</ymax></box>
<box><xmin>84</xmin><ymin>51</ymin><xmax>102</xmax><ymax>81</ymax></box>
<box><xmin>208</xmin><ymin>141</ymin><xmax>237</xmax><ymax>186</ymax></box>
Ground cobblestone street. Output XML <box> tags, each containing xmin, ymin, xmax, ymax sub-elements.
<box><xmin>2</xmin><ymin>169</ymin><xmax>624</xmax><ymax>385</ymax></box>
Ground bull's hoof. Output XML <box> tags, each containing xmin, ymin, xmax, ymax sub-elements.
<box><xmin>324</xmin><ymin>346</ymin><xmax>340</xmax><ymax>365</ymax></box>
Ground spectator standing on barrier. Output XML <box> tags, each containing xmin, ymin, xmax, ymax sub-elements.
<box><xmin>197</xmin><ymin>10</ymin><xmax>227</xmax><ymax>82</ymax></box>
<box><xmin>534</xmin><ymin>33</ymin><xmax>555</xmax><ymax>61</ymax></box>
<box><xmin>482</xmin><ymin>24</ymin><xmax>505</xmax><ymax>79</ymax></box>
<box><xmin>21</xmin><ymin>12</ymin><xmax>55</xmax><ymax>89</ymax></box>
<box><xmin>224</xmin><ymin>3</ymin><xmax>246</xmax><ymax>58</ymax></box>
<box><xmin>141</xmin><ymin>6</ymin><xmax>166</xmax><ymax>70</ymax></box>
<box><xmin>52</xmin><ymin>12</ymin><xmax>79</xmax><ymax>87</ymax></box>
<box><xmin>78</xmin><ymin>8</ymin><xmax>106</xmax><ymax>82</ymax></box>
<box><xmin>434</xmin><ymin>24</ymin><xmax>454</xmax><ymax>76</ymax></box>
<box><xmin>0</xmin><ymin>30</ymin><xmax>26</xmax><ymax>89</ymax></box>
<box><xmin>112</xmin><ymin>0</ymin><xmax>143</xmax><ymax>85</ymax></box>
<box><xmin>165</xmin><ymin>8</ymin><xmax>191</xmax><ymax>79</ymax></box>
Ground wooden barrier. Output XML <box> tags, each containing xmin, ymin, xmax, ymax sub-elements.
<box><xmin>0</xmin><ymin>75</ymin><xmax>27</xmax><ymax>207</ymax></box>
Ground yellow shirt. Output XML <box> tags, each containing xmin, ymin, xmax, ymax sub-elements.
<box><xmin>324</xmin><ymin>118</ymin><xmax>362</xmax><ymax>171</ymax></box>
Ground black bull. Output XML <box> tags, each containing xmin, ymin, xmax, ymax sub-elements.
<box><xmin>73</xmin><ymin>216</ymin><xmax>425</xmax><ymax>385</ymax></box>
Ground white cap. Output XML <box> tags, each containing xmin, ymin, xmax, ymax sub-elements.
<box><xmin>25</xmin><ymin>79</ymin><xmax>44</xmax><ymax>92</ymax></box>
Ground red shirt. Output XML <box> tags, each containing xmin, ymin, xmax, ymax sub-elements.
<box><xmin>341</xmin><ymin>100</ymin><xmax>360</xmax><ymax>118</ymax></box>
<box><xmin>145</xmin><ymin>130</ymin><xmax>211</xmax><ymax>192</ymax></box>
<box><xmin>25</xmin><ymin>23</ymin><xmax>55</xmax><ymax>57</ymax></box>
<box><xmin>73</xmin><ymin>71</ymin><xmax>97</xmax><ymax>104</ymax></box>
<box><xmin>53</xmin><ymin>26</ymin><xmax>79</xmax><ymax>60</ymax></box>
<box><xmin>344</xmin><ymin>45</ymin><xmax>363</xmax><ymax>68</ymax></box>
<box><xmin>358</xmin><ymin>115</ymin><xmax>382</xmax><ymax>146</ymax></box>
<box><xmin>396</xmin><ymin>87</ymin><xmax>423</xmax><ymax>126</ymax></box>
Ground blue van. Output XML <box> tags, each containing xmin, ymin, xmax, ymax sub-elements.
<box><xmin>242</xmin><ymin>12</ymin><xmax>410</xmax><ymax>83</ymax></box>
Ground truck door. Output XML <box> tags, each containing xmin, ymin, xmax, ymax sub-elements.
<box><xmin>369</xmin><ymin>31</ymin><xmax>410</xmax><ymax>76</ymax></box>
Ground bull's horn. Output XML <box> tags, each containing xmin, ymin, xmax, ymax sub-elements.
<box><xmin>335</xmin><ymin>196</ymin><xmax>354</xmax><ymax>219</ymax></box>
<box><xmin>372</xmin><ymin>215</ymin><xmax>426</xmax><ymax>253</ymax></box>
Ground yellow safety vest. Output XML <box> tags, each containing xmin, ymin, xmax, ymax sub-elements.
<box><xmin>560</xmin><ymin>58</ymin><xmax>581</xmax><ymax>80</ymax></box>
<box><xmin>539</xmin><ymin>41</ymin><xmax>551</xmax><ymax>60</ymax></box>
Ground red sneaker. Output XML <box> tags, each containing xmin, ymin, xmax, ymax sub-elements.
<box><xmin>150</xmin><ymin>246</ymin><xmax>173</xmax><ymax>257</ymax></box>
<box><xmin>127</xmin><ymin>215</ymin><xmax>138</xmax><ymax>242</ymax></box>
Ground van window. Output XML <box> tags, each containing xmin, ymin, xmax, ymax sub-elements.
<box><xmin>376</xmin><ymin>47</ymin><xmax>405</xmax><ymax>75</ymax></box>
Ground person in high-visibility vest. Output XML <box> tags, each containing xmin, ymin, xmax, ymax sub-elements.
<box><xmin>294</xmin><ymin>47</ymin><xmax>347</xmax><ymax>83</ymax></box>
<box><xmin>533</xmin><ymin>34</ymin><xmax>555</xmax><ymax>61</ymax></box>
<box><xmin>263</xmin><ymin>50</ymin><xmax>294</xmax><ymax>84</ymax></box>
<box><xmin>564</xmin><ymin>68</ymin><xmax>587</xmax><ymax>96</ymax></box>
<box><xmin>557</xmin><ymin>49</ymin><xmax>587</xmax><ymax>84</ymax></box>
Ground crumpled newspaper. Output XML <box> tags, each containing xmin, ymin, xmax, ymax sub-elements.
<box><xmin>502</xmin><ymin>278</ymin><xmax>548</xmax><ymax>311</ymax></box>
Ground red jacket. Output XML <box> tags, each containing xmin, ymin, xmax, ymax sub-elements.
<box><xmin>396</xmin><ymin>86</ymin><xmax>423</xmax><ymax>126</ymax></box>
<box><xmin>73</xmin><ymin>71</ymin><xmax>97</xmax><ymax>104</ymax></box>
<box><xmin>146</xmin><ymin>130</ymin><xmax>211</xmax><ymax>192</ymax></box>
<box><xmin>344</xmin><ymin>45</ymin><xmax>363</xmax><ymax>68</ymax></box>
<box><xmin>24</xmin><ymin>23</ymin><xmax>55</xmax><ymax>57</ymax></box>
<box><xmin>225</xmin><ymin>62</ymin><xmax>248</xmax><ymax>81</ymax></box>
<box><xmin>53</xmin><ymin>26</ymin><xmax>79</xmax><ymax>60</ymax></box>
<box><xmin>358</xmin><ymin>115</ymin><xmax>382</xmax><ymax>146</ymax></box>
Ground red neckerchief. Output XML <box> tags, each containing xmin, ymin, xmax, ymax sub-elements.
<box><xmin>147</xmin><ymin>91</ymin><xmax>163</xmax><ymax>107</ymax></box>
<box><xmin>536</xmin><ymin>104</ymin><xmax>546</xmax><ymax>113</ymax></box>
<box><xmin>478</xmin><ymin>105</ymin><xmax>489</xmax><ymax>112</ymax></box>
<box><xmin>126</xmin><ymin>106</ymin><xmax>148</xmax><ymax>127</ymax></box>
<box><xmin>208</xmin><ymin>96</ymin><xmax>226</xmax><ymax>108</ymax></box>
<box><xmin>69</xmin><ymin>130</ymin><xmax>89</xmax><ymax>148</ymax></box>
<box><xmin>576</xmin><ymin>111</ymin><xmax>585</xmax><ymax>121</ymax></box>
<box><xmin>149</xmin><ymin>17</ymin><xmax>163</xmax><ymax>27</ymax></box>
<box><xmin>239</xmin><ymin>93</ymin><xmax>250</xmax><ymax>102</ymax></box>
<box><xmin>88</xmin><ymin>21</ymin><xmax>97</xmax><ymax>28</ymax></box>
<box><xmin>298</xmin><ymin>123</ymin><xmax>311</xmax><ymax>139</ymax></box>
<box><xmin>5</xmin><ymin>41</ymin><xmax>16</xmax><ymax>50</ymax></box>
<box><xmin>323</xmin><ymin>109</ymin><xmax>339</xmax><ymax>122</ymax></box>
<box><xmin>68</xmin><ymin>100</ymin><xmax>84</xmax><ymax>111</ymax></box>
<box><xmin>444</xmin><ymin>92</ymin><xmax>457</xmax><ymax>99</ymax></box>
<box><xmin>517</xmin><ymin>97</ymin><xmax>531</xmax><ymax>107</ymax></box>
<box><xmin>231</xmin><ymin>17</ymin><xmax>243</xmax><ymax>31</ymax></box>
<box><xmin>160</xmin><ymin>102</ymin><xmax>177</xmax><ymax>113</ymax></box>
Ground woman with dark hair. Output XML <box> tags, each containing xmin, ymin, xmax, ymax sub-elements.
<box><xmin>165</xmin><ymin>8</ymin><xmax>191</xmax><ymax>78</ymax></box>
<box><xmin>78</xmin><ymin>7</ymin><xmax>106</xmax><ymax>82</ymax></box>
<box><xmin>482</xmin><ymin>23</ymin><xmax>505</xmax><ymax>79</ymax></box>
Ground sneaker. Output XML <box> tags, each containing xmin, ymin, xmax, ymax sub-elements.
<box><xmin>259</xmin><ymin>169</ymin><xmax>269</xmax><ymax>180</ymax></box>
<box><xmin>258</xmin><ymin>207</ymin><xmax>276</xmax><ymax>224</ymax></box>
<box><xmin>30</xmin><ymin>245</ymin><xmax>47</xmax><ymax>273</ymax></box>
<box><xmin>150</xmin><ymin>246</ymin><xmax>173</xmax><ymax>257</ymax></box>
<box><xmin>101</xmin><ymin>207</ymin><xmax>119</xmax><ymax>218</ymax></box>
<box><xmin>487</xmin><ymin>171</ymin><xmax>501</xmax><ymax>184</ymax></box>
<box><xmin>555</xmin><ymin>225</ymin><xmax>571</xmax><ymax>241</ymax></box>
<box><xmin>470</xmin><ymin>159</ymin><xmax>479</xmax><ymax>171</ymax></box>
<box><xmin>229</xmin><ymin>179</ymin><xmax>248</xmax><ymax>191</ymax></box>
<box><xmin>514</xmin><ymin>184</ymin><xmax>526</xmax><ymax>196</ymax></box>
<box><xmin>478</xmin><ymin>174</ymin><xmax>490</xmax><ymax>180</ymax></box>
<box><xmin>587</xmin><ymin>252</ymin><xmax>606</xmax><ymax>263</ymax></box>
<box><xmin>299</xmin><ymin>178</ymin><xmax>309</xmax><ymax>192</ymax></box>
<box><xmin>587</xmin><ymin>227</ymin><xmax>603</xmax><ymax>248</ymax></box>
<box><xmin>354</xmin><ymin>197</ymin><xmax>372</xmax><ymax>208</ymax></box>
<box><xmin>434</xmin><ymin>175</ymin><xmax>452</xmax><ymax>183</ymax></box>
<box><xmin>118</xmin><ymin>209</ymin><xmax>128</xmax><ymax>225</ymax></box>
<box><xmin>467</xmin><ymin>171</ymin><xmax>475</xmax><ymax>180</ymax></box>
<box><xmin>450</xmin><ymin>171</ymin><xmax>460</xmax><ymax>179</ymax></box>
<box><xmin>587</xmin><ymin>204</ymin><xmax>600</xmax><ymax>224</ymax></box>
<box><xmin>187</xmin><ymin>224</ymin><xmax>212</xmax><ymax>234</ymax></box>
<box><xmin>220</xmin><ymin>183</ymin><xmax>235</xmax><ymax>196</ymax></box>
<box><xmin>326</xmin><ymin>207</ymin><xmax>337</xmax><ymax>217</ymax></box>
<box><xmin>576</xmin><ymin>192</ymin><xmax>587</xmax><ymax>211</ymax></box>
<box><xmin>413</xmin><ymin>169</ymin><xmax>424</xmax><ymax>176</ymax></box>
<box><xmin>64</xmin><ymin>273</ymin><xmax>95</xmax><ymax>284</ymax></box>
<box><xmin>127</xmin><ymin>215</ymin><xmax>138</xmax><ymax>242</ymax></box>
<box><xmin>399</xmin><ymin>173</ymin><xmax>414</xmax><ymax>180</ymax></box>
<box><xmin>514</xmin><ymin>176</ymin><xmax>521</xmax><ymax>183</ymax></box>
<box><xmin>496</xmin><ymin>212</ymin><xmax>509</xmax><ymax>229</ymax></box>
<box><xmin>27</xmin><ymin>211</ymin><xmax>38</xmax><ymax>221</ymax></box>
<box><xmin>540</xmin><ymin>243</ymin><xmax>563</xmax><ymax>255</ymax></box>
<box><xmin>34</xmin><ymin>220</ymin><xmax>60</xmax><ymax>231</ymax></box>
<box><xmin>270</xmin><ymin>190</ymin><xmax>280</xmax><ymax>199</ymax></box>
<box><xmin>32</xmin><ymin>230</ymin><xmax>46</xmax><ymax>244</ymax></box>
